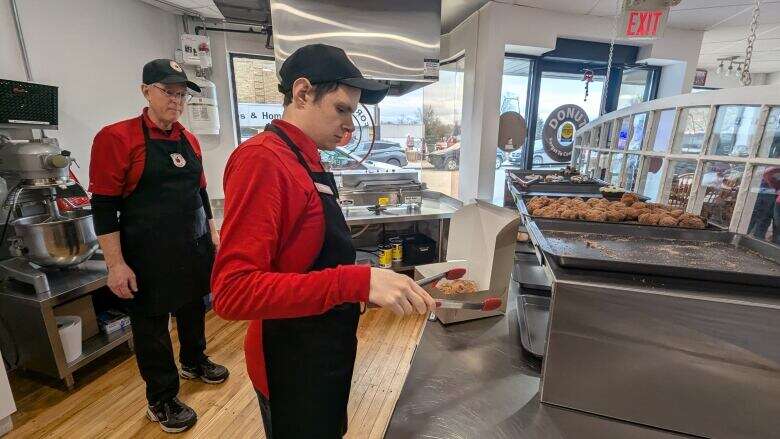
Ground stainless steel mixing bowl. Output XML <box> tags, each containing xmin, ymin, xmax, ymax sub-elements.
<box><xmin>11</xmin><ymin>210</ymin><xmax>98</xmax><ymax>267</ymax></box>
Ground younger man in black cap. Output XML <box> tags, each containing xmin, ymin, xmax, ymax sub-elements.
<box><xmin>89</xmin><ymin>59</ymin><xmax>228</xmax><ymax>434</ymax></box>
<box><xmin>212</xmin><ymin>44</ymin><xmax>436</xmax><ymax>438</ymax></box>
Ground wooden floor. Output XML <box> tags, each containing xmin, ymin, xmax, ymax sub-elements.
<box><xmin>7</xmin><ymin>309</ymin><xmax>426</xmax><ymax>439</ymax></box>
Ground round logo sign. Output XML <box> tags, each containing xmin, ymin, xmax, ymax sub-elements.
<box><xmin>497</xmin><ymin>111</ymin><xmax>527</xmax><ymax>152</ymax></box>
<box><xmin>170</xmin><ymin>153</ymin><xmax>187</xmax><ymax>168</ymax></box>
<box><xmin>542</xmin><ymin>104</ymin><xmax>589</xmax><ymax>163</ymax></box>
<box><xmin>169</xmin><ymin>60</ymin><xmax>183</xmax><ymax>72</ymax></box>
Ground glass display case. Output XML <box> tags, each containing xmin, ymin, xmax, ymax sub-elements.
<box><xmin>572</xmin><ymin>86</ymin><xmax>780</xmax><ymax>235</ymax></box>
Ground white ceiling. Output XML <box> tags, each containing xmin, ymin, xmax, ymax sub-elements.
<box><xmin>442</xmin><ymin>0</ymin><xmax>780</xmax><ymax>73</ymax></box>
<box><xmin>443</xmin><ymin>0</ymin><xmax>780</xmax><ymax>32</ymax></box>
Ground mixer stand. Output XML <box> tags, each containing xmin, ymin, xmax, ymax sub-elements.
<box><xmin>0</xmin><ymin>255</ymin><xmax>105</xmax><ymax>295</ymax></box>
<box><xmin>0</xmin><ymin>258</ymin><xmax>52</xmax><ymax>293</ymax></box>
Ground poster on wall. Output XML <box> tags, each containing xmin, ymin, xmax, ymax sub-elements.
<box><xmin>542</xmin><ymin>104</ymin><xmax>589</xmax><ymax>163</ymax></box>
<box><xmin>694</xmin><ymin>69</ymin><xmax>708</xmax><ymax>87</ymax></box>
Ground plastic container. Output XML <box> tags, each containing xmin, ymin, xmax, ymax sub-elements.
<box><xmin>56</xmin><ymin>316</ymin><xmax>83</xmax><ymax>363</ymax></box>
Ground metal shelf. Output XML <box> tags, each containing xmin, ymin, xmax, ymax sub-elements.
<box><xmin>66</xmin><ymin>326</ymin><xmax>132</xmax><ymax>373</ymax></box>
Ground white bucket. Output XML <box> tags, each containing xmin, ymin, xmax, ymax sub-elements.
<box><xmin>56</xmin><ymin>316</ymin><xmax>82</xmax><ymax>363</ymax></box>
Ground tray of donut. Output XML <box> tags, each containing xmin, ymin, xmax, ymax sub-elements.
<box><xmin>521</xmin><ymin>192</ymin><xmax>715</xmax><ymax>230</ymax></box>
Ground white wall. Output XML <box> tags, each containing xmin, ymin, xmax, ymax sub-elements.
<box><xmin>768</xmin><ymin>72</ymin><xmax>780</xmax><ymax>85</ymax></box>
<box><xmin>183</xmin><ymin>29</ymin><xmax>273</xmax><ymax>198</ymax></box>
<box><xmin>1</xmin><ymin>0</ymin><xmax>180</xmax><ymax>187</ymax></box>
<box><xmin>444</xmin><ymin>1</ymin><xmax>705</xmax><ymax>201</ymax></box>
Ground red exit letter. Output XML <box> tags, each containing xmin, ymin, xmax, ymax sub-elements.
<box><xmin>626</xmin><ymin>11</ymin><xmax>640</xmax><ymax>36</ymax></box>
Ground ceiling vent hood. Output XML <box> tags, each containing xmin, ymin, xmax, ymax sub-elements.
<box><xmin>269</xmin><ymin>0</ymin><xmax>441</xmax><ymax>97</ymax></box>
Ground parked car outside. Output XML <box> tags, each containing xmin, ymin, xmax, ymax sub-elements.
<box><xmin>428</xmin><ymin>143</ymin><xmax>505</xmax><ymax>170</ymax></box>
<box><xmin>349</xmin><ymin>141</ymin><xmax>408</xmax><ymax>167</ymax></box>
<box><xmin>507</xmin><ymin>140</ymin><xmax>558</xmax><ymax>166</ymax></box>
<box><xmin>320</xmin><ymin>147</ymin><xmax>404</xmax><ymax>173</ymax></box>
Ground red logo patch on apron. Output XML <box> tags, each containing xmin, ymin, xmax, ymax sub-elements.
<box><xmin>170</xmin><ymin>153</ymin><xmax>187</xmax><ymax>168</ymax></box>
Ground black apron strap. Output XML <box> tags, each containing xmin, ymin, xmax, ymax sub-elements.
<box><xmin>261</xmin><ymin>121</ymin><xmax>359</xmax><ymax>438</ymax></box>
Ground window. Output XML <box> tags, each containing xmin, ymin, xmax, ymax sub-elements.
<box><xmin>230</xmin><ymin>55</ymin><xmax>284</xmax><ymax>143</ymax></box>
<box><xmin>628</xmin><ymin>113</ymin><xmax>647</xmax><ymax>151</ymax></box>
<box><xmin>590</xmin><ymin>125</ymin><xmax>601</xmax><ymax>148</ymax></box>
<box><xmin>535</xmin><ymin>71</ymin><xmax>604</xmax><ymax>169</ymax></box>
<box><xmin>639</xmin><ymin>156</ymin><xmax>664</xmax><ymax>202</ymax></box>
<box><xmin>604</xmin><ymin>120</ymin><xmax>615</xmax><ymax>149</ymax></box>
<box><xmin>617</xmin><ymin>68</ymin><xmax>653</xmax><ymax>110</ymax></box>
<box><xmin>672</xmin><ymin>107</ymin><xmax>710</xmax><ymax>155</ymax></box>
<box><xmin>496</xmin><ymin>56</ymin><xmax>532</xmax><ymax>203</ymax></box>
<box><xmin>616</xmin><ymin>117</ymin><xmax>631</xmax><ymax>150</ymax></box>
<box><xmin>666</xmin><ymin>160</ymin><xmax>697</xmax><ymax>209</ymax></box>
<box><xmin>698</xmin><ymin>161</ymin><xmax>745</xmax><ymax>227</ymax></box>
<box><xmin>759</xmin><ymin>107</ymin><xmax>780</xmax><ymax>159</ymax></box>
<box><xmin>588</xmin><ymin>150</ymin><xmax>601</xmax><ymax>178</ymax></box>
<box><xmin>707</xmin><ymin>106</ymin><xmax>761</xmax><ymax>158</ymax></box>
<box><xmin>741</xmin><ymin>165</ymin><xmax>780</xmax><ymax>244</ymax></box>
<box><xmin>420</xmin><ymin>55</ymin><xmax>465</xmax><ymax>199</ymax></box>
<box><xmin>624</xmin><ymin>154</ymin><xmax>641</xmax><ymax>192</ymax></box>
<box><xmin>608</xmin><ymin>153</ymin><xmax>625</xmax><ymax>186</ymax></box>
<box><xmin>652</xmin><ymin>109</ymin><xmax>675</xmax><ymax>153</ymax></box>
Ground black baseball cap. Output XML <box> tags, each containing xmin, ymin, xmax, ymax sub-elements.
<box><xmin>142</xmin><ymin>59</ymin><xmax>201</xmax><ymax>93</ymax></box>
<box><xmin>278</xmin><ymin>44</ymin><xmax>390</xmax><ymax>105</ymax></box>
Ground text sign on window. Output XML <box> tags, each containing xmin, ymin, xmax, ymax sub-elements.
<box><xmin>237</xmin><ymin>103</ymin><xmax>284</xmax><ymax>127</ymax></box>
<box><xmin>621</xmin><ymin>1</ymin><xmax>669</xmax><ymax>40</ymax></box>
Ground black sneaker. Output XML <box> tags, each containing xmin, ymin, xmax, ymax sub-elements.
<box><xmin>146</xmin><ymin>397</ymin><xmax>197</xmax><ymax>433</ymax></box>
<box><xmin>180</xmin><ymin>357</ymin><xmax>229</xmax><ymax>384</ymax></box>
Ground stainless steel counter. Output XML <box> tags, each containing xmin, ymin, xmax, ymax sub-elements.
<box><xmin>343</xmin><ymin>199</ymin><xmax>458</xmax><ymax>226</ymax></box>
<box><xmin>385</xmin><ymin>279</ymin><xmax>692</xmax><ymax>439</ymax></box>
<box><xmin>539</xmin><ymin>258</ymin><xmax>780</xmax><ymax>439</ymax></box>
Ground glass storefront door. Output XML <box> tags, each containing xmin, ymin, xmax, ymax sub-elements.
<box><xmin>533</xmin><ymin>70</ymin><xmax>604</xmax><ymax>170</ymax></box>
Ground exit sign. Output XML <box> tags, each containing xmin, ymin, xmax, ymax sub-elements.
<box><xmin>625</xmin><ymin>10</ymin><xmax>664</xmax><ymax>38</ymax></box>
<box><xmin>620</xmin><ymin>0</ymin><xmax>670</xmax><ymax>40</ymax></box>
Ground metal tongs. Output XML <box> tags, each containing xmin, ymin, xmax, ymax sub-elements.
<box><xmin>420</xmin><ymin>268</ymin><xmax>503</xmax><ymax>311</ymax></box>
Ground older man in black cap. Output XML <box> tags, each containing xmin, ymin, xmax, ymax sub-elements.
<box><xmin>89</xmin><ymin>59</ymin><xmax>228</xmax><ymax>433</ymax></box>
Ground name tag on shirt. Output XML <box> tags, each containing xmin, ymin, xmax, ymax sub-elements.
<box><xmin>314</xmin><ymin>182</ymin><xmax>334</xmax><ymax>195</ymax></box>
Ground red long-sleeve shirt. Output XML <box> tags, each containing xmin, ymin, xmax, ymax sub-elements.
<box><xmin>211</xmin><ymin>119</ymin><xmax>371</xmax><ymax>397</ymax></box>
<box><xmin>88</xmin><ymin>107</ymin><xmax>206</xmax><ymax>197</ymax></box>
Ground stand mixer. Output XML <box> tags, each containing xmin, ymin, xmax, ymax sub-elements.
<box><xmin>0</xmin><ymin>136</ymin><xmax>99</xmax><ymax>293</ymax></box>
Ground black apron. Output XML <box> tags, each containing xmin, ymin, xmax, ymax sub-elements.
<box><xmin>119</xmin><ymin>120</ymin><xmax>214</xmax><ymax>316</ymax></box>
<box><xmin>261</xmin><ymin>123</ymin><xmax>360</xmax><ymax>438</ymax></box>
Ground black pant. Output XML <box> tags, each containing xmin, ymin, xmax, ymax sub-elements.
<box><xmin>128</xmin><ymin>298</ymin><xmax>207</xmax><ymax>404</ymax></box>
<box><xmin>256</xmin><ymin>390</ymin><xmax>273</xmax><ymax>438</ymax></box>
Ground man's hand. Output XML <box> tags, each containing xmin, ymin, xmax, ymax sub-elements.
<box><xmin>368</xmin><ymin>268</ymin><xmax>436</xmax><ymax>316</ymax></box>
<box><xmin>107</xmin><ymin>262</ymin><xmax>138</xmax><ymax>299</ymax></box>
<box><xmin>211</xmin><ymin>232</ymin><xmax>220</xmax><ymax>251</ymax></box>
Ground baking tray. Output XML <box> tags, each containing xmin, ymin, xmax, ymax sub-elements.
<box><xmin>513</xmin><ymin>253</ymin><xmax>551</xmax><ymax>291</ymax></box>
<box><xmin>515</xmin><ymin>294</ymin><xmax>549</xmax><ymax>358</ymax></box>
<box><xmin>515</xmin><ymin>194</ymin><xmax>716</xmax><ymax>231</ymax></box>
<box><xmin>526</xmin><ymin>220</ymin><xmax>780</xmax><ymax>287</ymax></box>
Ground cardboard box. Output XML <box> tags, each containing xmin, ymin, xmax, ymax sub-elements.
<box><xmin>415</xmin><ymin>200</ymin><xmax>520</xmax><ymax>324</ymax></box>
<box><xmin>53</xmin><ymin>295</ymin><xmax>99</xmax><ymax>340</ymax></box>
